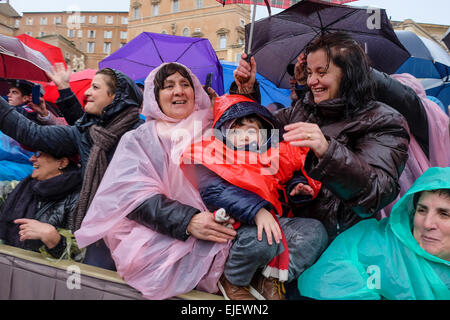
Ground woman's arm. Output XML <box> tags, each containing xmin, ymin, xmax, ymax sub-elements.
<box><xmin>0</xmin><ymin>98</ymin><xmax>79</xmax><ymax>158</ymax></box>
<box><xmin>55</xmin><ymin>88</ymin><xmax>84</xmax><ymax>125</ymax></box>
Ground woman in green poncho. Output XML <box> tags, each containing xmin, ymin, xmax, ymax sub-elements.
<box><xmin>298</xmin><ymin>167</ymin><xmax>450</xmax><ymax>300</ymax></box>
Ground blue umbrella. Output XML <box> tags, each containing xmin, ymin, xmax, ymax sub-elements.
<box><xmin>395</xmin><ymin>30</ymin><xmax>450</xmax><ymax>108</ymax></box>
<box><xmin>99</xmin><ymin>32</ymin><xmax>224</xmax><ymax>95</ymax></box>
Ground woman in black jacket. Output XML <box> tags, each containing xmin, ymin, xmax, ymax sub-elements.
<box><xmin>0</xmin><ymin>151</ymin><xmax>82</xmax><ymax>261</ymax></box>
<box><xmin>0</xmin><ymin>68</ymin><xmax>143</xmax><ymax>269</ymax></box>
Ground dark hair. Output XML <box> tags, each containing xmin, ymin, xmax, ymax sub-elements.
<box><xmin>96</xmin><ymin>68</ymin><xmax>117</xmax><ymax>95</ymax></box>
<box><xmin>413</xmin><ymin>189</ymin><xmax>450</xmax><ymax>209</ymax></box>
<box><xmin>304</xmin><ymin>32</ymin><xmax>374</xmax><ymax>117</ymax></box>
<box><xmin>153</xmin><ymin>63</ymin><xmax>194</xmax><ymax>107</ymax></box>
<box><xmin>231</xmin><ymin>116</ymin><xmax>264</xmax><ymax>130</ymax></box>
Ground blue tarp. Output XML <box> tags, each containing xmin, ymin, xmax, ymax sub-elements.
<box><xmin>0</xmin><ymin>131</ymin><xmax>33</xmax><ymax>181</ymax></box>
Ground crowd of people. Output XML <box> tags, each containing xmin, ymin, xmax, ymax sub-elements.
<box><xmin>0</xmin><ymin>31</ymin><xmax>449</xmax><ymax>300</ymax></box>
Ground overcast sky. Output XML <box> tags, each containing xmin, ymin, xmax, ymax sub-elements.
<box><xmin>8</xmin><ymin>0</ymin><xmax>450</xmax><ymax>26</ymax></box>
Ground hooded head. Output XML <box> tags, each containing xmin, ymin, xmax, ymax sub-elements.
<box><xmin>389</xmin><ymin>167</ymin><xmax>450</xmax><ymax>263</ymax></box>
<box><xmin>212</xmin><ymin>94</ymin><xmax>277</xmax><ymax>152</ymax></box>
<box><xmin>142</xmin><ymin>62</ymin><xmax>210</xmax><ymax>122</ymax></box>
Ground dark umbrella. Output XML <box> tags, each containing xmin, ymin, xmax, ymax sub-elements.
<box><xmin>395</xmin><ymin>30</ymin><xmax>450</xmax><ymax>108</ymax></box>
<box><xmin>245</xmin><ymin>0</ymin><xmax>410</xmax><ymax>89</ymax></box>
<box><xmin>0</xmin><ymin>34</ymin><xmax>52</xmax><ymax>82</ymax></box>
<box><xmin>443</xmin><ymin>27</ymin><xmax>450</xmax><ymax>51</ymax></box>
<box><xmin>99</xmin><ymin>32</ymin><xmax>225</xmax><ymax>95</ymax></box>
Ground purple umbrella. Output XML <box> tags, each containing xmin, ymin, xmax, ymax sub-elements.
<box><xmin>0</xmin><ymin>34</ymin><xmax>52</xmax><ymax>82</ymax></box>
<box><xmin>99</xmin><ymin>32</ymin><xmax>224</xmax><ymax>95</ymax></box>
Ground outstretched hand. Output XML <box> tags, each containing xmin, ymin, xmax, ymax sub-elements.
<box><xmin>46</xmin><ymin>62</ymin><xmax>71</xmax><ymax>90</ymax></box>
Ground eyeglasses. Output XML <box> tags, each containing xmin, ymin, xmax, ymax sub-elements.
<box><xmin>34</xmin><ymin>151</ymin><xmax>42</xmax><ymax>158</ymax></box>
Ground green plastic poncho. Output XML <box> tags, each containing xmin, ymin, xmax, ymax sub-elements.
<box><xmin>298</xmin><ymin>167</ymin><xmax>450</xmax><ymax>300</ymax></box>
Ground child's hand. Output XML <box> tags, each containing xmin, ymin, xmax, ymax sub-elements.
<box><xmin>290</xmin><ymin>183</ymin><xmax>314</xmax><ymax>197</ymax></box>
<box><xmin>254</xmin><ymin>208</ymin><xmax>281</xmax><ymax>245</ymax></box>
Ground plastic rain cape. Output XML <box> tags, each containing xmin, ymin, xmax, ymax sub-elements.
<box><xmin>298</xmin><ymin>167</ymin><xmax>450</xmax><ymax>300</ymax></box>
<box><xmin>75</xmin><ymin>63</ymin><xmax>231</xmax><ymax>300</ymax></box>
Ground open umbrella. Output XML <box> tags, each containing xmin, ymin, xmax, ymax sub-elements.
<box><xmin>99</xmin><ymin>32</ymin><xmax>224</xmax><ymax>95</ymax></box>
<box><xmin>395</xmin><ymin>30</ymin><xmax>450</xmax><ymax>110</ymax></box>
<box><xmin>16</xmin><ymin>34</ymin><xmax>66</xmax><ymax>67</ymax></box>
<box><xmin>243</xmin><ymin>0</ymin><xmax>410</xmax><ymax>89</ymax></box>
<box><xmin>216</xmin><ymin>1</ymin><xmax>357</xmax><ymax>56</ymax></box>
<box><xmin>443</xmin><ymin>28</ymin><xmax>450</xmax><ymax>51</ymax></box>
<box><xmin>0</xmin><ymin>34</ymin><xmax>52</xmax><ymax>82</ymax></box>
<box><xmin>43</xmin><ymin>68</ymin><xmax>97</xmax><ymax>107</ymax></box>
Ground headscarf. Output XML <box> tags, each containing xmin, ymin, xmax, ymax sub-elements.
<box><xmin>378</xmin><ymin>73</ymin><xmax>450</xmax><ymax>219</ymax></box>
<box><xmin>75</xmin><ymin>63</ymin><xmax>230</xmax><ymax>300</ymax></box>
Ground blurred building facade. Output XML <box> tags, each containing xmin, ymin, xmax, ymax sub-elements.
<box><xmin>15</xmin><ymin>11</ymin><xmax>129</xmax><ymax>69</ymax></box>
<box><xmin>127</xmin><ymin>0</ymin><xmax>250</xmax><ymax>62</ymax></box>
<box><xmin>0</xmin><ymin>1</ymin><xmax>20</xmax><ymax>36</ymax></box>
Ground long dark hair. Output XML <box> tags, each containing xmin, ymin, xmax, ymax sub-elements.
<box><xmin>153</xmin><ymin>63</ymin><xmax>194</xmax><ymax>107</ymax></box>
<box><xmin>304</xmin><ymin>32</ymin><xmax>374</xmax><ymax>117</ymax></box>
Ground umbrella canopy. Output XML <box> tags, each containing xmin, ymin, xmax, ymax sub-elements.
<box><xmin>43</xmin><ymin>68</ymin><xmax>97</xmax><ymax>107</ymax></box>
<box><xmin>99</xmin><ymin>32</ymin><xmax>224</xmax><ymax>95</ymax></box>
<box><xmin>0</xmin><ymin>34</ymin><xmax>52</xmax><ymax>82</ymax></box>
<box><xmin>443</xmin><ymin>28</ymin><xmax>450</xmax><ymax>51</ymax></box>
<box><xmin>16</xmin><ymin>34</ymin><xmax>66</xmax><ymax>67</ymax></box>
<box><xmin>244</xmin><ymin>0</ymin><xmax>410</xmax><ymax>89</ymax></box>
<box><xmin>395</xmin><ymin>30</ymin><xmax>450</xmax><ymax>108</ymax></box>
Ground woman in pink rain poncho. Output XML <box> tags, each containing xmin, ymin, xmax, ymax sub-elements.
<box><xmin>74</xmin><ymin>63</ymin><xmax>235</xmax><ymax>299</ymax></box>
<box><xmin>378</xmin><ymin>73</ymin><xmax>450</xmax><ymax>218</ymax></box>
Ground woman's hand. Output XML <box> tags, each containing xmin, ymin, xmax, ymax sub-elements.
<box><xmin>254</xmin><ymin>208</ymin><xmax>281</xmax><ymax>245</ymax></box>
<box><xmin>186</xmin><ymin>211</ymin><xmax>237</xmax><ymax>243</ymax></box>
<box><xmin>14</xmin><ymin>218</ymin><xmax>61</xmax><ymax>249</ymax></box>
<box><xmin>46</xmin><ymin>63</ymin><xmax>71</xmax><ymax>90</ymax></box>
<box><xmin>283</xmin><ymin>122</ymin><xmax>330</xmax><ymax>158</ymax></box>
<box><xmin>28</xmin><ymin>97</ymin><xmax>49</xmax><ymax>117</ymax></box>
<box><xmin>290</xmin><ymin>183</ymin><xmax>314</xmax><ymax>197</ymax></box>
<box><xmin>233</xmin><ymin>53</ymin><xmax>257</xmax><ymax>94</ymax></box>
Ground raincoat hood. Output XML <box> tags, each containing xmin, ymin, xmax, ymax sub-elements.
<box><xmin>142</xmin><ymin>62</ymin><xmax>211</xmax><ymax>122</ymax></box>
<box><xmin>389</xmin><ymin>166</ymin><xmax>450</xmax><ymax>264</ymax></box>
<box><xmin>77</xmin><ymin>69</ymin><xmax>143</xmax><ymax>127</ymax></box>
<box><xmin>212</xmin><ymin>94</ymin><xmax>277</xmax><ymax>151</ymax></box>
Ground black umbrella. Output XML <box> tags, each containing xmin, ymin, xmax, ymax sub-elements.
<box><xmin>245</xmin><ymin>0</ymin><xmax>410</xmax><ymax>89</ymax></box>
<box><xmin>443</xmin><ymin>27</ymin><xmax>450</xmax><ymax>51</ymax></box>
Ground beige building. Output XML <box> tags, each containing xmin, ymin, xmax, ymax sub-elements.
<box><xmin>16</xmin><ymin>11</ymin><xmax>129</xmax><ymax>69</ymax></box>
<box><xmin>392</xmin><ymin>19</ymin><xmax>449</xmax><ymax>53</ymax></box>
<box><xmin>128</xmin><ymin>0</ymin><xmax>250</xmax><ymax>62</ymax></box>
<box><xmin>0</xmin><ymin>1</ymin><xmax>20</xmax><ymax>36</ymax></box>
<box><xmin>37</xmin><ymin>34</ymin><xmax>86</xmax><ymax>71</ymax></box>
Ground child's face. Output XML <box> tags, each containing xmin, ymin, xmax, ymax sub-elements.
<box><xmin>228</xmin><ymin>120</ymin><xmax>262</xmax><ymax>149</ymax></box>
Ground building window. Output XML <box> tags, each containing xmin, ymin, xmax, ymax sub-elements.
<box><xmin>197</xmin><ymin>0</ymin><xmax>203</xmax><ymax>8</ymax></box>
<box><xmin>173</xmin><ymin>0</ymin><xmax>179</xmax><ymax>12</ymax></box>
<box><xmin>40</xmin><ymin>17</ymin><xmax>48</xmax><ymax>25</ymax></box>
<box><xmin>54</xmin><ymin>17</ymin><xmax>62</xmax><ymax>24</ymax></box>
<box><xmin>26</xmin><ymin>17</ymin><xmax>33</xmax><ymax>25</ymax></box>
<box><xmin>182</xmin><ymin>28</ymin><xmax>190</xmax><ymax>37</ymax></box>
<box><xmin>38</xmin><ymin>31</ymin><xmax>45</xmax><ymax>37</ymax></box>
<box><xmin>152</xmin><ymin>4</ymin><xmax>159</xmax><ymax>16</ymax></box>
<box><xmin>120</xmin><ymin>31</ymin><xmax>128</xmax><ymax>40</ymax></box>
<box><xmin>104</xmin><ymin>31</ymin><xmax>113</xmax><ymax>39</ymax></box>
<box><xmin>121</xmin><ymin>17</ymin><xmax>128</xmax><ymax>24</ymax></box>
<box><xmin>80</xmin><ymin>16</ymin><xmax>86</xmax><ymax>23</ymax></box>
<box><xmin>103</xmin><ymin>42</ymin><xmax>111</xmax><ymax>54</ymax></box>
<box><xmin>25</xmin><ymin>31</ymin><xmax>32</xmax><ymax>36</ymax></box>
<box><xmin>88</xmin><ymin>30</ymin><xmax>96</xmax><ymax>38</ymax></box>
<box><xmin>161</xmin><ymin>30</ymin><xmax>167</xmax><ymax>34</ymax></box>
<box><xmin>120</xmin><ymin>43</ymin><xmax>126</xmax><ymax>48</ymax></box>
<box><xmin>67</xmin><ymin>29</ymin><xmax>75</xmax><ymax>38</ymax></box>
<box><xmin>78</xmin><ymin>30</ymin><xmax>83</xmax><ymax>38</ymax></box>
<box><xmin>133</xmin><ymin>7</ymin><xmax>140</xmax><ymax>19</ymax></box>
<box><xmin>219</xmin><ymin>35</ymin><xmax>227</xmax><ymax>49</ymax></box>
<box><xmin>105</xmin><ymin>16</ymin><xmax>114</xmax><ymax>24</ymax></box>
<box><xmin>15</xmin><ymin>19</ymin><xmax>19</xmax><ymax>28</ymax></box>
<box><xmin>87</xmin><ymin>42</ymin><xmax>95</xmax><ymax>53</ymax></box>
<box><xmin>89</xmin><ymin>16</ymin><xmax>97</xmax><ymax>24</ymax></box>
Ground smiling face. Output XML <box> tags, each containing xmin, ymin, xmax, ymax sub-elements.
<box><xmin>158</xmin><ymin>72</ymin><xmax>195</xmax><ymax>120</ymax></box>
<box><xmin>84</xmin><ymin>74</ymin><xmax>116</xmax><ymax>116</ymax></box>
<box><xmin>306</xmin><ymin>49</ymin><xmax>343</xmax><ymax>104</ymax></box>
<box><xmin>30</xmin><ymin>152</ymin><xmax>68</xmax><ymax>181</ymax></box>
<box><xmin>413</xmin><ymin>191</ymin><xmax>450</xmax><ymax>261</ymax></box>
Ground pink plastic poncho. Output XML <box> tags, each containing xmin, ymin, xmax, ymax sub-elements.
<box><xmin>378</xmin><ymin>73</ymin><xmax>450</xmax><ymax>219</ymax></box>
<box><xmin>75</xmin><ymin>63</ymin><xmax>231</xmax><ymax>299</ymax></box>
